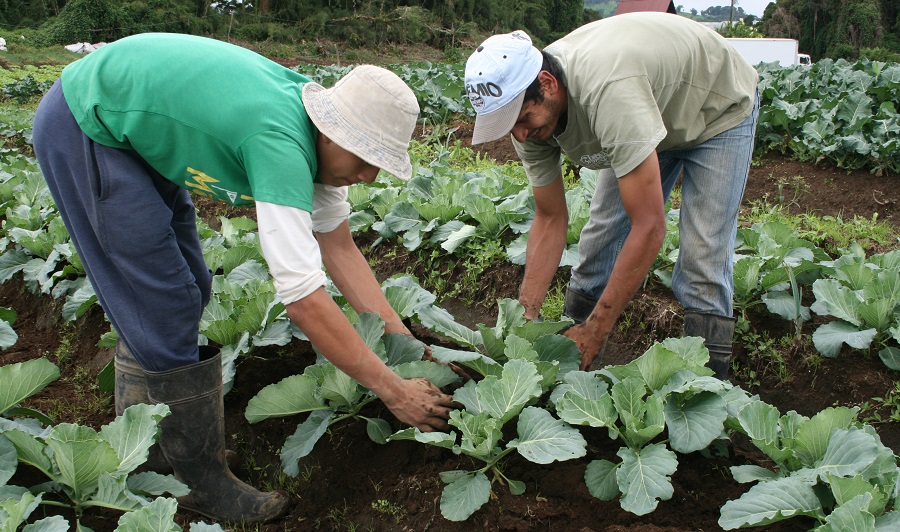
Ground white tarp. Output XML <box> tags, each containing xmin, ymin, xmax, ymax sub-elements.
<box><xmin>64</xmin><ymin>42</ymin><xmax>107</xmax><ymax>54</ymax></box>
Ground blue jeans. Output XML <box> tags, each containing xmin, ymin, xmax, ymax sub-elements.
<box><xmin>569</xmin><ymin>93</ymin><xmax>759</xmax><ymax>318</ymax></box>
<box><xmin>32</xmin><ymin>81</ymin><xmax>212</xmax><ymax>371</ymax></box>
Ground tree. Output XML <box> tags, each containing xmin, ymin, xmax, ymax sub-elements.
<box><xmin>760</xmin><ymin>0</ymin><xmax>893</xmax><ymax>60</ymax></box>
<box><xmin>0</xmin><ymin>0</ymin><xmax>62</xmax><ymax>27</ymax></box>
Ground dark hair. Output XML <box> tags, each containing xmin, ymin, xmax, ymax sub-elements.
<box><xmin>523</xmin><ymin>50</ymin><xmax>564</xmax><ymax>105</ymax></box>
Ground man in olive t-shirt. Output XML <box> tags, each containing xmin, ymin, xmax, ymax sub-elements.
<box><xmin>464</xmin><ymin>13</ymin><xmax>759</xmax><ymax>379</ymax></box>
<box><xmin>33</xmin><ymin>33</ymin><xmax>454</xmax><ymax>523</ymax></box>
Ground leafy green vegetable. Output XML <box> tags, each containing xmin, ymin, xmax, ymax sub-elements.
<box><xmin>246</xmin><ymin>312</ymin><xmax>460</xmax><ymax>477</ymax></box>
<box><xmin>720</xmin><ymin>402</ymin><xmax>900</xmax><ymax>529</ymax></box>
<box><xmin>567</xmin><ymin>338</ymin><xmax>733</xmax><ymax>515</ymax></box>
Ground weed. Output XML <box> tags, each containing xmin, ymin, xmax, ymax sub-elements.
<box><xmin>540</xmin><ymin>282</ymin><xmax>567</xmax><ymax>321</ymax></box>
<box><xmin>300</xmin><ymin>463</ymin><xmax>322</xmax><ymax>483</ymax></box>
<box><xmin>417</xmin><ymin>120</ymin><xmax>457</xmax><ymax>150</ymax></box>
<box><xmin>743</xmin><ymin>200</ymin><xmax>899</xmax><ymax>256</ymax></box>
<box><xmin>774</xmin><ymin>175</ymin><xmax>809</xmax><ymax>207</ymax></box>
<box><xmin>739</xmin><ymin>329</ymin><xmax>792</xmax><ymax>384</ymax></box>
<box><xmin>411</xmin><ymin>248</ymin><xmax>451</xmax><ymax>296</ymax></box>
<box><xmin>317</xmin><ymin>502</ymin><xmax>373</xmax><ymax>531</ymax></box>
<box><xmin>798</xmin><ymin>212</ymin><xmax>898</xmax><ymax>254</ymax></box>
<box><xmin>50</xmin><ymin>327</ymin><xmax>75</xmax><ymax>367</ymax></box>
<box><xmin>741</xmin><ymin>369</ymin><xmax>762</xmax><ymax>391</ymax></box>
<box><xmin>263</xmin><ymin>467</ymin><xmax>305</xmax><ymax>498</ymax></box>
<box><xmin>370</xmin><ymin>498</ymin><xmax>405</xmax><ymax>522</ymax></box>
<box><xmin>859</xmin><ymin>381</ymin><xmax>900</xmax><ymax>423</ymax></box>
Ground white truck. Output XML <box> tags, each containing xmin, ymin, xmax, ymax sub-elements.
<box><xmin>725</xmin><ymin>38</ymin><xmax>812</xmax><ymax>67</ymax></box>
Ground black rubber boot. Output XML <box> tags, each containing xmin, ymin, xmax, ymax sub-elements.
<box><xmin>563</xmin><ymin>287</ymin><xmax>598</xmax><ymax>324</ymax></box>
<box><xmin>146</xmin><ymin>348</ymin><xmax>290</xmax><ymax>523</ymax></box>
<box><xmin>117</xmin><ymin>342</ymin><xmax>243</xmax><ymax>474</ymax></box>
<box><xmin>115</xmin><ymin>340</ymin><xmax>175</xmax><ymax>474</ymax></box>
<box><xmin>117</xmin><ymin>341</ymin><xmax>240</xmax><ymax>475</ymax></box>
<box><xmin>683</xmin><ymin>312</ymin><xmax>736</xmax><ymax>380</ymax></box>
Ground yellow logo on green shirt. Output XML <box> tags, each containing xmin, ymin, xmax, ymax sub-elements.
<box><xmin>185</xmin><ymin>167</ymin><xmax>252</xmax><ymax>204</ymax></box>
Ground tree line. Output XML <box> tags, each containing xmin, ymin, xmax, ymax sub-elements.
<box><xmin>761</xmin><ymin>0</ymin><xmax>899</xmax><ymax>61</ymax></box>
<box><xmin>0</xmin><ymin>0</ymin><xmax>596</xmax><ymax>49</ymax></box>
<box><xmin>0</xmin><ymin>0</ymin><xmax>896</xmax><ymax>61</ymax></box>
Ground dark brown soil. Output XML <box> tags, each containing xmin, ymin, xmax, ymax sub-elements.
<box><xmin>4</xmin><ymin>129</ymin><xmax>899</xmax><ymax>531</ymax></box>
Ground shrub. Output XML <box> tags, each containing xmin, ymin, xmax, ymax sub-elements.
<box><xmin>858</xmin><ymin>47</ymin><xmax>900</xmax><ymax>62</ymax></box>
<box><xmin>234</xmin><ymin>22</ymin><xmax>273</xmax><ymax>42</ymax></box>
<box><xmin>826</xmin><ymin>43</ymin><xmax>858</xmax><ymax>61</ymax></box>
<box><xmin>37</xmin><ymin>0</ymin><xmax>126</xmax><ymax>46</ymax></box>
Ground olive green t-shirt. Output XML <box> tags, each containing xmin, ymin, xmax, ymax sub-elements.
<box><xmin>515</xmin><ymin>12</ymin><xmax>759</xmax><ymax>186</ymax></box>
<box><xmin>61</xmin><ymin>33</ymin><xmax>317</xmax><ymax>210</ymax></box>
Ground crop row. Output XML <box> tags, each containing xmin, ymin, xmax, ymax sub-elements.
<box><xmin>5</xmin><ymin>57</ymin><xmax>897</xmax><ymax>173</ymax></box>
<box><xmin>295</xmin><ymin>57</ymin><xmax>900</xmax><ymax>174</ymax></box>
<box><xmin>0</xmin><ymin>104</ymin><xmax>898</xmax><ymax>385</ymax></box>
<box><xmin>0</xmin><ymin>59</ymin><xmax>898</xmax><ymax>528</ymax></box>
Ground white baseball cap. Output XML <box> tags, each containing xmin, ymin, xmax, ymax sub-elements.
<box><xmin>465</xmin><ymin>30</ymin><xmax>542</xmax><ymax>145</ymax></box>
<box><xmin>303</xmin><ymin>65</ymin><xmax>419</xmax><ymax>181</ymax></box>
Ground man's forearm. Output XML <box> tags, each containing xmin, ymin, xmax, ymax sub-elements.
<box><xmin>318</xmin><ymin>223</ymin><xmax>403</xmax><ymax>329</ymax></box>
<box><xmin>584</xmin><ymin>221</ymin><xmax>666</xmax><ymax>340</ymax></box>
<box><xmin>519</xmin><ymin>211</ymin><xmax>568</xmax><ymax>319</ymax></box>
<box><xmin>285</xmin><ymin>288</ymin><xmax>402</xmax><ymax>395</ymax></box>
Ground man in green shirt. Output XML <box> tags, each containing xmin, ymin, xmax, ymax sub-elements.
<box><xmin>465</xmin><ymin>13</ymin><xmax>759</xmax><ymax>379</ymax></box>
<box><xmin>33</xmin><ymin>33</ymin><xmax>454</xmax><ymax>523</ymax></box>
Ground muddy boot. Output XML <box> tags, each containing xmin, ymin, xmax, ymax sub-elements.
<box><xmin>116</xmin><ymin>341</ymin><xmax>240</xmax><ymax>475</ymax></box>
<box><xmin>115</xmin><ymin>340</ymin><xmax>175</xmax><ymax>474</ymax></box>
<box><xmin>563</xmin><ymin>288</ymin><xmax>597</xmax><ymax>325</ymax></box>
<box><xmin>146</xmin><ymin>348</ymin><xmax>290</xmax><ymax>523</ymax></box>
<box><xmin>683</xmin><ymin>312</ymin><xmax>736</xmax><ymax>380</ymax></box>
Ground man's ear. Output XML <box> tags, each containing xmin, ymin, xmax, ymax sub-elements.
<box><xmin>538</xmin><ymin>71</ymin><xmax>559</xmax><ymax>96</ymax></box>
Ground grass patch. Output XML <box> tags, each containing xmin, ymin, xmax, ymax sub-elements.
<box><xmin>742</xmin><ymin>201</ymin><xmax>900</xmax><ymax>256</ymax></box>
<box><xmin>0</xmin><ymin>33</ymin><xmax>81</xmax><ymax>69</ymax></box>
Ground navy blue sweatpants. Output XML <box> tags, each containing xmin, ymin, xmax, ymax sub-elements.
<box><xmin>32</xmin><ymin>81</ymin><xmax>212</xmax><ymax>371</ymax></box>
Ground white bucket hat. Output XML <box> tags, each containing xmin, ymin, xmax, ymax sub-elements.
<box><xmin>465</xmin><ymin>30</ymin><xmax>543</xmax><ymax>145</ymax></box>
<box><xmin>302</xmin><ymin>65</ymin><xmax>419</xmax><ymax>181</ymax></box>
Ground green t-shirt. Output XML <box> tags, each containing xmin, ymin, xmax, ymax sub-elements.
<box><xmin>61</xmin><ymin>33</ymin><xmax>317</xmax><ymax>210</ymax></box>
<box><xmin>514</xmin><ymin>12</ymin><xmax>759</xmax><ymax>186</ymax></box>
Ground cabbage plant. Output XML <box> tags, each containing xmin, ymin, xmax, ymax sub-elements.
<box><xmin>564</xmin><ymin>337</ymin><xmax>734</xmax><ymax>516</ymax></box>
<box><xmin>0</xmin><ymin>359</ymin><xmax>189</xmax><ymax>528</ymax></box>
<box><xmin>385</xmin><ymin>297</ymin><xmax>585</xmax><ymax>521</ymax></box>
<box><xmin>720</xmin><ymin>402</ymin><xmax>900</xmax><ymax>530</ymax></box>
<box><xmin>810</xmin><ymin>247</ymin><xmax>900</xmax><ymax>369</ymax></box>
<box><xmin>245</xmin><ymin>311</ymin><xmax>461</xmax><ymax>477</ymax></box>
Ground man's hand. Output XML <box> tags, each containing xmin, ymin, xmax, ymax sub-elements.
<box><xmin>380</xmin><ymin>377</ymin><xmax>455</xmax><ymax>432</ymax></box>
<box><xmin>565</xmin><ymin>323</ymin><xmax>609</xmax><ymax>370</ymax></box>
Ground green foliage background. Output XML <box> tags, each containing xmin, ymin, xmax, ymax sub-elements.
<box><xmin>0</xmin><ymin>0</ymin><xmax>596</xmax><ymax>48</ymax></box>
<box><xmin>1</xmin><ymin>1</ymin><xmax>897</xmax><ymax>60</ymax></box>
<box><xmin>761</xmin><ymin>0</ymin><xmax>900</xmax><ymax>61</ymax></box>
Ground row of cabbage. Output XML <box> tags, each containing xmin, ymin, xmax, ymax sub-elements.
<box><xmin>755</xmin><ymin>58</ymin><xmax>900</xmax><ymax>174</ymax></box>
<box><xmin>1</xmin><ymin>104</ymin><xmax>898</xmax><ymax>382</ymax></box>
<box><xmin>292</xmin><ymin>57</ymin><xmax>900</xmax><ymax>175</ymax></box>
<box><xmin>347</xmin><ymin>157</ymin><xmax>900</xmax><ymax>370</ymax></box>
<box><xmin>5</xmin><ymin>57</ymin><xmax>899</xmax><ymax>173</ymax></box>
<box><xmin>240</xmin><ymin>281</ymin><xmax>900</xmax><ymax>529</ymax></box>
<box><xmin>4</xmin><ymin>275</ymin><xmax>899</xmax><ymax>530</ymax></box>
